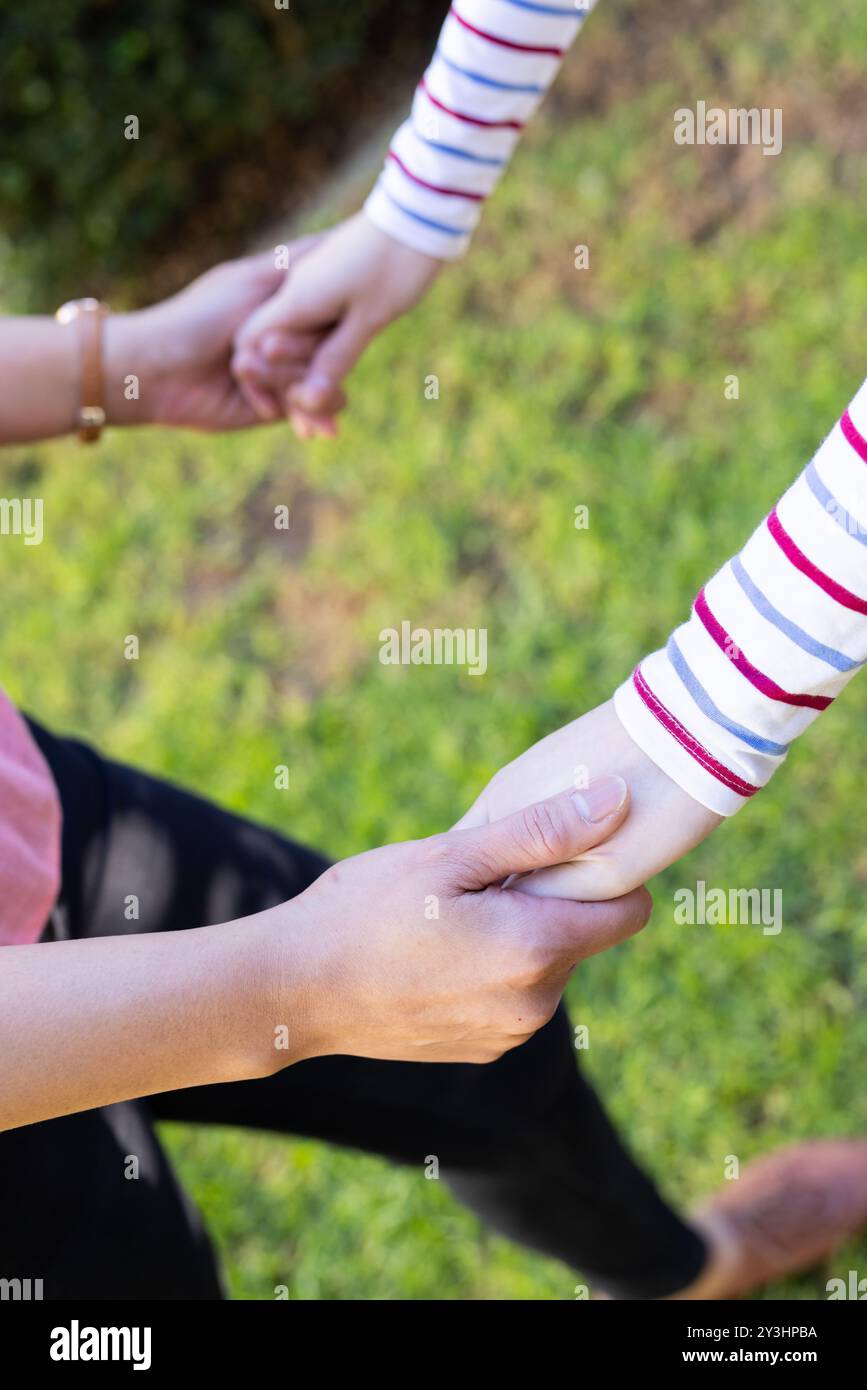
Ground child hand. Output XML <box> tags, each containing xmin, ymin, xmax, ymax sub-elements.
<box><xmin>455</xmin><ymin>699</ymin><xmax>722</xmax><ymax>902</ymax></box>
<box><xmin>231</xmin><ymin>212</ymin><xmax>442</xmax><ymax>439</ymax></box>
<box><xmin>106</xmin><ymin>243</ymin><xmax>325</xmax><ymax>433</ymax></box>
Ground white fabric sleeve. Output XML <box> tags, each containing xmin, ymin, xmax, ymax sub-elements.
<box><xmin>364</xmin><ymin>1</ymin><xmax>599</xmax><ymax>260</ymax></box>
<box><xmin>614</xmin><ymin>379</ymin><xmax>867</xmax><ymax>815</ymax></box>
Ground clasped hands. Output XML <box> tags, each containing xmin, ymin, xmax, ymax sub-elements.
<box><xmin>106</xmin><ymin>215</ymin><xmax>437</xmax><ymax>436</ymax></box>
<box><xmin>109</xmin><ymin>222</ymin><xmax>720</xmax><ymax>1064</ymax></box>
<box><xmin>261</xmin><ymin>701</ymin><xmax>715</xmax><ymax>1068</ymax></box>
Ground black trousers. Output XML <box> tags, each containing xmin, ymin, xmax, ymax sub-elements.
<box><xmin>0</xmin><ymin>721</ymin><xmax>707</xmax><ymax>1300</ymax></box>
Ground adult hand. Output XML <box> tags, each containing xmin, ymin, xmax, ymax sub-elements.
<box><xmin>455</xmin><ymin>699</ymin><xmax>722</xmax><ymax>903</ymax></box>
<box><xmin>272</xmin><ymin>780</ymin><xmax>650</xmax><ymax>1066</ymax></box>
<box><xmin>105</xmin><ymin>243</ymin><xmax>324</xmax><ymax>432</ymax></box>
<box><xmin>231</xmin><ymin>212</ymin><xmax>443</xmax><ymax>439</ymax></box>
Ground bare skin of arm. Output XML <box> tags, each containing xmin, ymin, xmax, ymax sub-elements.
<box><xmin>0</xmin><ymin>785</ymin><xmax>646</xmax><ymax>1132</ymax></box>
<box><xmin>0</xmin><ymin>246</ymin><xmax>324</xmax><ymax>444</ymax></box>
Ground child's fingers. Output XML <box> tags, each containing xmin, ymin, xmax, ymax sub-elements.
<box><xmin>289</xmin><ymin>407</ymin><xmax>316</xmax><ymax>441</ymax></box>
<box><xmin>288</xmin><ymin>409</ymin><xmax>336</xmax><ymax>441</ymax></box>
<box><xmin>311</xmin><ymin>417</ymin><xmax>339</xmax><ymax>440</ymax></box>
<box><xmin>233</xmin><ymin>331</ymin><xmax>326</xmax><ymax>427</ymax></box>
<box><xmin>232</xmin><ymin>341</ymin><xmax>311</xmax><ymax>383</ymax></box>
<box><xmin>237</xmin><ymin>370</ymin><xmax>281</xmax><ymax>422</ymax></box>
<box><xmin>260</xmin><ymin>328</ymin><xmax>324</xmax><ymax>365</ymax></box>
<box><xmin>288</xmin><ymin>401</ymin><xmax>343</xmax><ymax>440</ymax></box>
<box><xmin>235</xmin><ymin>350</ymin><xmax>312</xmax><ymax>422</ymax></box>
<box><xmin>291</xmin><ymin>384</ymin><xmax>346</xmax><ymax>437</ymax></box>
<box><xmin>285</xmin><ymin>312</ymin><xmax>375</xmax><ymax>418</ymax></box>
<box><xmin>287</xmin><ymin>379</ymin><xmax>346</xmax><ymax>423</ymax></box>
<box><xmin>235</xmin><ymin>341</ymin><xmax>347</xmax><ymax>434</ymax></box>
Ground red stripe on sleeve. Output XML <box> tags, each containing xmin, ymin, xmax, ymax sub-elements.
<box><xmin>632</xmin><ymin>667</ymin><xmax>759</xmax><ymax>798</ymax></box>
<box><xmin>767</xmin><ymin>508</ymin><xmax>867</xmax><ymax>616</ymax></box>
<box><xmin>419</xmin><ymin>76</ymin><xmax>525</xmax><ymax>130</ymax></box>
<box><xmin>450</xmin><ymin>7</ymin><xmax>566</xmax><ymax>56</ymax></box>
<box><xmin>840</xmin><ymin>408</ymin><xmax>867</xmax><ymax>465</ymax></box>
<box><xmin>694</xmin><ymin>587</ymin><xmax>832</xmax><ymax>710</ymax></box>
<box><xmin>387</xmin><ymin>149</ymin><xmax>487</xmax><ymax>200</ymax></box>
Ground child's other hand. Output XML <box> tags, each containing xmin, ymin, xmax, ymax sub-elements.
<box><xmin>455</xmin><ymin>699</ymin><xmax>722</xmax><ymax>901</ymax></box>
<box><xmin>231</xmin><ymin>212</ymin><xmax>443</xmax><ymax>439</ymax></box>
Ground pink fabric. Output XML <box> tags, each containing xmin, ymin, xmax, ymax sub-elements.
<box><xmin>0</xmin><ymin>689</ymin><xmax>61</xmax><ymax>946</ymax></box>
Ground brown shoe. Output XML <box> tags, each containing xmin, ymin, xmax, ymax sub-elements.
<box><xmin>681</xmin><ymin>1139</ymin><xmax>867</xmax><ymax>1299</ymax></box>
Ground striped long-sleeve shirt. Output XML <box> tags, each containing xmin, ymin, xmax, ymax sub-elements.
<box><xmin>364</xmin><ymin>0</ymin><xmax>598</xmax><ymax>260</ymax></box>
<box><xmin>366</xmin><ymin>0</ymin><xmax>867</xmax><ymax>818</ymax></box>
<box><xmin>614</xmin><ymin>379</ymin><xmax>867</xmax><ymax>814</ymax></box>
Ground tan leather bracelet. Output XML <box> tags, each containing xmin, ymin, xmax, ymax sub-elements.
<box><xmin>55</xmin><ymin>298</ymin><xmax>110</xmax><ymax>443</ymax></box>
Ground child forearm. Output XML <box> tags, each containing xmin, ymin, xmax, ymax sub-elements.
<box><xmin>364</xmin><ymin>0</ymin><xmax>600</xmax><ymax>260</ymax></box>
<box><xmin>614</xmin><ymin>379</ymin><xmax>867</xmax><ymax>813</ymax></box>
<box><xmin>459</xmin><ymin>377</ymin><xmax>867</xmax><ymax>900</ymax></box>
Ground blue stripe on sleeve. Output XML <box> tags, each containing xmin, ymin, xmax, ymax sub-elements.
<box><xmin>380</xmin><ymin>186</ymin><xmax>468</xmax><ymax>237</ymax></box>
<box><xmin>667</xmin><ymin>636</ymin><xmax>790</xmax><ymax>756</ymax></box>
<box><xmin>731</xmin><ymin>553</ymin><xmax>863</xmax><ymax>674</ymax></box>
<box><xmin>496</xmin><ymin>0</ymin><xmax>588</xmax><ymax>16</ymax></box>
<box><xmin>804</xmin><ymin>458</ymin><xmax>867</xmax><ymax>550</ymax></box>
<box><xmin>435</xmin><ymin>49</ymin><xmax>545</xmax><ymax>94</ymax></box>
<box><xmin>412</xmin><ymin>133</ymin><xmax>506</xmax><ymax>168</ymax></box>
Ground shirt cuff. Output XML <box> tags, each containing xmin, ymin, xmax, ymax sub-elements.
<box><xmin>363</xmin><ymin>182</ymin><xmax>474</xmax><ymax>261</ymax></box>
<box><xmin>613</xmin><ymin>670</ymin><xmax>759</xmax><ymax>817</ymax></box>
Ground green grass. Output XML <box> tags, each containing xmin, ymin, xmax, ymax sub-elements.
<box><xmin>4</xmin><ymin>0</ymin><xmax>867</xmax><ymax>1298</ymax></box>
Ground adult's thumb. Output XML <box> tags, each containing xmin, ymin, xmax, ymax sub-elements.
<box><xmin>448</xmin><ymin>777</ymin><xmax>629</xmax><ymax>891</ymax></box>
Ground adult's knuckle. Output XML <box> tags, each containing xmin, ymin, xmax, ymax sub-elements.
<box><xmin>419</xmin><ymin>832</ymin><xmax>465</xmax><ymax>878</ymax></box>
<box><xmin>440</xmin><ymin>833</ymin><xmax>500</xmax><ymax>886</ymax></box>
<box><xmin>419</xmin><ymin>831</ymin><xmax>451</xmax><ymax>864</ymax></box>
<box><xmin>518</xmin><ymin>800</ymin><xmax>565</xmax><ymax>861</ymax></box>
<box><xmin>625</xmin><ymin>886</ymin><xmax>653</xmax><ymax>934</ymax></box>
<box><xmin>492</xmin><ymin>996</ymin><xmax>545</xmax><ymax>1040</ymax></box>
<box><xmin>596</xmin><ymin>885</ymin><xmax>652</xmax><ymax>943</ymax></box>
<box><xmin>508</xmin><ymin>941</ymin><xmax>554</xmax><ymax>991</ymax></box>
<box><xmin>522</xmin><ymin>992</ymin><xmax>558</xmax><ymax>1035</ymax></box>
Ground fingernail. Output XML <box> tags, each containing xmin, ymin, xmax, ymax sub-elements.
<box><xmin>571</xmin><ymin>775</ymin><xmax>628</xmax><ymax>823</ymax></box>
<box><xmin>293</xmin><ymin>373</ymin><xmax>332</xmax><ymax>410</ymax></box>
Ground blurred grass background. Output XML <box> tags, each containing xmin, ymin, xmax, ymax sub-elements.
<box><xmin>3</xmin><ymin>0</ymin><xmax>867</xmax><ymax>1297</ymax></box>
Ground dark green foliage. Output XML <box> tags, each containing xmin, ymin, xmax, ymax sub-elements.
<box><xmin>0</xmin><ymin>0</ymin><xmax>447</xmax><ymax>306</ymax></box>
